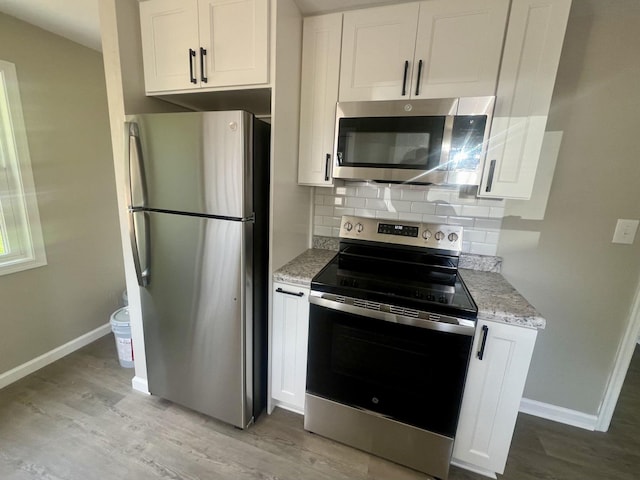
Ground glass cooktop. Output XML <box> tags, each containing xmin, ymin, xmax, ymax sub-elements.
<box><xmin>312</xmin><ymin>245</ymin><xmax>477</xmax><ymax>320</ymax></box>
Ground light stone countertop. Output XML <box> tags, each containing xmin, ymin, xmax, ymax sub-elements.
<box><xmin>459</xmin><ymin>269</ymin><xmax>545</xmax><ymax>330</ymax></box>
<box><xmin>273</xmin><ymin>249</ymin><xmax>545</xmax><ymax>330</ymax></box>
<box><xmin>272</xmin><ymin>248</ymin><xmax>337</xmax><ymax>287</ymax></box>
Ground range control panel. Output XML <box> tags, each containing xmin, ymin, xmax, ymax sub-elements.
<box><xmin>339</xmin><ymin>215</ymin><xmax>463</xmax><ymax>253</ymax></box>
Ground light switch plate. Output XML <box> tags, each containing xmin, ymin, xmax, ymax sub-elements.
<box><xmin>612</xmin><ymin>219</ymin><xmax>639</xmax><ymax>244</ymax></box>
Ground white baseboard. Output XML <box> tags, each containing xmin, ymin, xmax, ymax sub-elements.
<box><xmin>450</xmin><ymin>459</ymin><xmax>497</xmax><ymax>479</ymax></box>
<box><xmin>519</xmin><ymin>397</ymin><xmax>598</xmax><ymax>431</ymax></box>
<box><xmin>131</xmin><ymin>375</ymin><xmax>150</xmax><ymax>395</ymax></box>
<box><xmin>271</xmin><ymin>400</ymin><xmax>304</xmax><ymax>416</ymax></box>
<box><xmin>0</xmin><ymin>323</ymin><xmax>111</xmax><ymax>390</ymax></box>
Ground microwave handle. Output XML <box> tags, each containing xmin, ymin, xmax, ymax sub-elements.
<box><xmin>325</xmin><ymin>154</ymin><xmax>331</xmax><ymax>181</ymax></box>
<box><xmin>401</xmin><ymin>60</ymin><xmax>409</xmax><ymax>96</ymax></box>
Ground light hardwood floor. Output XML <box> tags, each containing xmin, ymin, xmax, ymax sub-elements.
<box><xmin>1</xmin><ymin>336</ymin><xmax>639</xmax><ymax>479</ymax></box>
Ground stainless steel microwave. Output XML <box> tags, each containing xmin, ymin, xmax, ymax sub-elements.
<box><xmin>333</xmin><ymin>97</ymin><xmax>495</xmax><ymax>185</ymax></box>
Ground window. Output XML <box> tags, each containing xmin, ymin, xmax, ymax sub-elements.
<box><xmin>0</xmin><ymin>59</ymin><xmax>46</xmax><ymax>275</ymax></box>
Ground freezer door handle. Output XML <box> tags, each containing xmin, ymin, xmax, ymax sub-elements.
<box><xmin>126</xmin><ymin>122</ymin><xmax>149</xmax><ymax>208</ymax></box>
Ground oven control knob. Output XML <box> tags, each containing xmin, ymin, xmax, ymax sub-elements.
<box><xmin>448</xmin><ymin>232</ymin><xmax>459</xmax><ymax>242</ymax></box>
<box><xmin>435</xmin><ymin>231</ymin><xmax>445</xmax><ymax>241</ymax></box>
<box><xmin>344</xmin><ymin>221</ymin><xmax>353</xmax><ymax>232</ymax></box>
<box><xmin>422</xmin><ymin>230</ymin><xmax>432</xmax><ymax>240</ymax></box>
<box><xmin>355</xmin><ymin>223</ymin><xmax>364</xmax><ymax>233</ymax></box>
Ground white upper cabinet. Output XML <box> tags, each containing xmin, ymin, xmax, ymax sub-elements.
<box><xmin>140</xmin><ymin>0</ymin><xmax>269</xmax><ymax>94</ymax></box>
<box><xmin>453</xmin><ymin>320</ymin><xmax>538</xmax><ymax>476</ymax></box>
<box><xmin>140</xmin><ymin>0</ymin><xmax>200</xmax><ymax>92</ymax></box>
<box><xmin>339</xmin><ymin>0</ymin><xmax>509</xmax><ymax>102</ymax></box>
<box><xmin>414</xmin><ymin>0</ymin><xmax>510</xmax><ymax>99</ymax></box>
<box><xmin>298</xmin><ymin>13</ymin><xmax>343</xmax><ymax>187</ymax></box>
<box><xmin>198</xmin><ymin>0</ymin><xmax>269</xmax><ymax>88</ymax></box>
<box><xmin>479</xmin><ymin>0</ymin><xmax>572</xmax><ymax>199</ymax></box>
<box><xmin>339</xmin><ymin>3</ymin><xmax>419</xmax><ymax>102</ymax></box>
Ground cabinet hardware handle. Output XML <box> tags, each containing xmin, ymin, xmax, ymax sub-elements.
<box><xmin>200</xmin><ymin>47</ymin><xmax>208</xmax><ymax>83</ymax></box>
<box><xmin>276</xmin><ymin>288</ymin><xmax>304</xmax><ymax>297</ymax></box>
<box><xmin>415</xmin><ymin>59</ymin><xmax>423</xmax><ymax>96</ymax></box>
<box><xmin>325</xmin><ymin>154</ymin><xmax>331</xmax><ymax>181</ymax></box>
<box><xmin>485</xmin><ymin>159</ymin><xmax>497</xmax><ymax>193</ymax></box>
<box><xmin>188</xmin><ymin>48</ymin><xmax>197</xmax><ymax>84</ymax></box>
<box><xmin>477</xmin><ymin>325</ymin><xmax>489</xmax><ymax>360</ymax></box>
<box><xmin>401</xmin><ymin>60</ymin><xmax>409</xmax><ymax>96</ymax></box>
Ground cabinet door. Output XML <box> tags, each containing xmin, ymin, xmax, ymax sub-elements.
<box><xmin>271</xmin><ymin>283</ymin><xmax>310</xmax><ymax>414</ymax></box>
<box><xmin>140</xmin><ymin>0</ymin><xmax>200</xmax><ymax>92</ymax></box>
<box><xmin>339</xmin><ymin>3</ymin><xmax>419</xmax><ymax>102</ymax></box>
<box><xmin>198</xmin><ymin>0</ymin><xmax>269</xmax><ymax>88</ymax></box>
<box><xmin>298</xmin><ymin>14</ymin><xmax>343</xmax><ymax>186</ymax></box>
<box><xmin>453</xmin><ymin>320</ymin><xmax>538</xmax><ymax>475</ymax></box>
<box><xmin>413</xmin><ymin>0</ymin><xmax>509</xmax><ymax>99</ymax></box>
<box><xmin>479</xmin><ymin>0</ymin><xmax>571</xmax><ymax>199</ymax></box>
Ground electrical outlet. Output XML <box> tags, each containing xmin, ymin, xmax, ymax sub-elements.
<box><xmin>612</xmin><ymin>219</ymin><xmax>639</xmax><ymax>245</ymax></box>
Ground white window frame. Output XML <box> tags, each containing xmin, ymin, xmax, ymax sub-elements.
<box><xmin>0</xmin><ymin>59</ymin><xmax>46</xmax><ymax>275</ymax></box>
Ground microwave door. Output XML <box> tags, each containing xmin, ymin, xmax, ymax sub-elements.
<box><xmin>332</xmin><ymin>97</ymin><xmax>494</xmax><ymax>186</ymax></box>
<box><xmin>334</xmin><ymin>115</ymin><xmax>451</xmax><ymax>184</ymax></box>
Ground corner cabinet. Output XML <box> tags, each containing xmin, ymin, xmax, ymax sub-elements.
<box><xmin>297</xmin><ymin>13</ymin><xmax>343</xmax><ymax>187</ymax></box>
<box><xmin>479</xmin><ymin>0</ymin><xmax>572</xmax><ymax>199</ymax></box>
<box><xmin>270</xmin><ymin>282</ymin><xmax>310</xmax><ymax>414</ymax></box>
<box><xmin>453</xmin><ymin>320</ymin><xmax>538</xmax><ymax>477</ymax></box>
<box><xmin>339</xmin><ymin>0</ymin><xmax>510</xmax><ymax>102</ymax></box>
<box><xmin>139</xmin><ymin>0</ymin><xmax>269</xmax><ymax>94</ymax></box>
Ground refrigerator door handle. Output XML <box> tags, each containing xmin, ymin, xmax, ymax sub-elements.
<box><xmin>126</xmin><ymin>122</ymin><xmax>149</xmax><ymax>208</ymax></box>
<box><xmin>126</xmin><ymin>122</ymin><xmax>150</xmax><ymax>287</ymax></box>
<box><xmin>128</xmin><ymin>210</ymin><xmax>150</xmax><ymax>287</ymax></box>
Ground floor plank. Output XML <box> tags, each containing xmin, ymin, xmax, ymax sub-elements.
<box><xmin>0</xmin><ymin>336</ymin><xmax>638</xmax><ymax>479</ymax></box>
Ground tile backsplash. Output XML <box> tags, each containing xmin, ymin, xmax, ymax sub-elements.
<box><xmin>313</xmin><ymin>183</ymin><xmax>505</xmax><ymax>256</ymax></box>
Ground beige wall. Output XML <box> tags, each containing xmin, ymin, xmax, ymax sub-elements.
<box><xmin>498</xmin><ymin>3</ymin><xmax>640</xmax><ymax>414</ymax></box>
<box><xmin>0</xmin><ymin>13</ymin><xmax>124</xmax><ymax>373</ymax></box>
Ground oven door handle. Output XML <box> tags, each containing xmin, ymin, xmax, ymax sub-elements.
<box><xmin>309</xmin><ymin>292</ymin><xmax>475</xmax><ymax>336</ymax></box>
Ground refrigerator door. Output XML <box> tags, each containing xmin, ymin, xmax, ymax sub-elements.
<box><xmin>126</xmin><ymin>111</ymin><xmax>254</xmax><ymax>219</ymax></box>
<box><xmin>139</xmin><ymin>210</ymin><xmax>253</xmax><ymax>428</ymax></box>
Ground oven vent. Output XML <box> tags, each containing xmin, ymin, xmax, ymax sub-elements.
<box><xmin>334</xmin><ymin>295</ymin><xmax>346</xmax><ymax>304</ymax></box>
<box><xmin>389</xmin><ymin>306</ymin><xmax>420</xmax><ymax>318</ymax></box>
<box><xmin>353</xmin><ymin>299</ymin><xmax>381</xmax><ymax>311</ymax></box>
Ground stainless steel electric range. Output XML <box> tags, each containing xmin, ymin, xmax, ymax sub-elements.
<box><xmin>304</xmin><ymin>215</ymin><xmax>478</xmax><ymax>480</ymax></box>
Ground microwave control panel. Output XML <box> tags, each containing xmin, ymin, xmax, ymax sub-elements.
<box><xmin>339</xmin><ymin>215</ymin><xmax>463</xmax><ymax>253</ymax></box>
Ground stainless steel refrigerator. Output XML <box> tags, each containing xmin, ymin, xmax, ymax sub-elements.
<box><xmin>125</xmin><ymin>111</ymin><xmax>270</xmax><ymax>428</ymax></box>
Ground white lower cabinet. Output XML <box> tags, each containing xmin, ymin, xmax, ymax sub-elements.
<box><xmin>270</xmin><ymin>282</ymin><xmax>310</xmax><ymax>414</ymax></box>
<box><xmin>453</xmin><ymin>319</ymin><xmax>538</xmax><ymax>477</ymax></box>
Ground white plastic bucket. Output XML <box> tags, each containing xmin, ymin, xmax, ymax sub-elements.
<box><xmin>110</xmin><ymin>306</ymin><xmax>134</xmax><ymax>368</ymax></box>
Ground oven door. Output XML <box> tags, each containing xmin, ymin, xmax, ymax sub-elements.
<box><xmin>306</xmin><ymin>301</ymin><xmax>473</xmax><ymax>438</ymax></box>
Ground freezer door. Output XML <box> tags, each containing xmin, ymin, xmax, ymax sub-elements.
<box><xmin>139</xmin><ymin>211</ymin><xmax>253</xmax><ymax>428</ymax></box>
<box><xmin>127</xmin><ymin>111</ymin><xmax>254</xmax><ymax>218</ymax></box>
